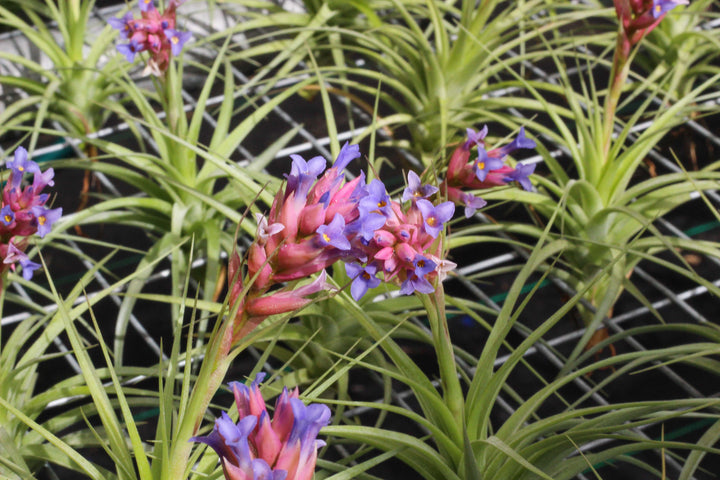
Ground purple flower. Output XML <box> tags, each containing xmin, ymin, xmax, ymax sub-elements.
<box><xmin>117</xmin><ymin>40</ymin><xmax>144</xmax><ymax>62</ymax></box>
<box><xmin>652</xmin><ymin>0</ymin><xmax>688</xmax><ymax>18</ymax></box>
<box><xmin>19</xmin><ymin>257</ymin><xmax>41</xmax><ymax>280</ymax></box>
<box><xmin>459</xmin><ymin>192</ymin><xmax>487</xmax><ymax>218</ymax></box>
<box><xmin>412</xmin><ymin>254</ymin><xmax>436</xmax><ymax>278</ymax></box>
<box><xmin>489</xmin><ymin>127</ymin><xmax>536</xmax><ymax>159</ymax></box>
<box><xmin>316</xmin><ymin>214</ymin><xmax>351</xmax><ymax>250</ymax></box>
<box><xmin>138</xmin><ymin>0</ymin><xmax>155</xmax><ymax>12</ymax></box>
<box><xmin>286</xmin><ymin>154</ymin><xmax>327</xmax><ymax>200</ymax></box>
<box><xmin>32</xmin><ymin>168</ymin><xmax>55</xmax><ymax>191</ymax></box>
<box><xmin>331</xmin><ymin>142</ymin><xmax>361</xmax><ymax>171</ymax></box>
<box><xmin>0</xmin><ymin>205</ymin><xmax>15</xmax><ymax>226</ymax></box>
<box><xmin>401</xmin><ymin>171</ymin><xmax>438</xmax><ymax>202</ymax></box>
<box><xmin>31</xmin><ymin>206</ymin><xmax>62</xmax><ymax>238</ymax></box>
<box><xmin>416</xmin><ymin>200</ymin><xmax>455</xmax><ymax>238</ymax></box>
<box><xmin>108</xmin><ymin>12</ymin><xmax>134</xmax><ymax>38</ymax></box>
<box><xmin>463</xmin><ymin>126</ymin><xmax>488</xmax><ymax>149</ymax></box>
<box><xmin>289</xmin><ymin>154</ymin><xmax>327</xmax><ymax>181</ymax></box>
<box><xmin>473</xmin><ymin>146</ymin><xmax>505</xmax><ymax>182</ymax></box>
<box><xmin>163</xmin><ymin>29</ymin><xmax>192</xmax><ymax>56</ymax></box>
<box><xmin>503</xmin><ymin>163</ymin><xmax>536</xmax><ymax>192</ymax></box>
<box><xmin>359</xmin><ymin>179</ymin><xmax>392</xmax><ymax>217</ymax></box>
<box><xmin>399</xmin><ymin>273</ymin><xmax>434</xmax><ymax>295</ymax></box>
<box><xmin>347</xmin><ymin>211</ymin><xmax>386</xmax><ymax>242</ymax></box>
<box><xmin>6</xmin><ymin>147</ymin><xmax>40</xmax><ymax>189</ymax></box>
<box><xmin>345</xmin><ymin>263</ymin><xmax>381</xmax><ymax>300</ymax></box>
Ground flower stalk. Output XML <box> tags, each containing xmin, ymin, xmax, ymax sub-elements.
<box><xmin>420</xmin><ymin>284</ymin><xmax>465</xmax><ymax>431</ymax></box>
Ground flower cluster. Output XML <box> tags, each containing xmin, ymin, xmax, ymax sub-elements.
<box><xmin>191</xmin><ymin>374</ymin><xmax>330</xmax><ymax>480</ymax></box>
<box><xmin>1</xmin><ymin>147</ymin><xmax>62</xmax><ymax>286</ymax></box>
<box><xmin>229</xmin><ymin>143</ymin><xmax>460</xmax><ymax>337</ymax></box>
<box><xmin>442</xmin><ymin>126</ymin><xmax>537</xmax><ymax>218</ymax></box>
<box><xmin>613</xmin><ymin>0</ymin><xmax>689</xmax><ymax>49</ymax></box>
<box><xmin>109</xmin><ymin>0</ymin><xmax>192</xmax><ymax>75</ymax></box>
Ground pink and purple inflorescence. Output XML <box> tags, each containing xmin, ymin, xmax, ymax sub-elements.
<box><xmin>109</xmin><ymin>0</ymin><xmax>192</xmax><ymax>75</ymax></box>
<box><xmin>191</xmin><ymin>373</ymin><xmax>330</xmax><ymax>480</ymax></box>
<box><xmin>1</xmin><ymin>147</ymin><xmax>61</xmax><ymax>285</ymax></box>
<box><xmin>230</xmin><ymin>129</ymin><xmax>536</xmax><ymax>338</ymax></box>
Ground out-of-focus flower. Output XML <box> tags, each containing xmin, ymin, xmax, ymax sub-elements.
<box><xmin>191</xmin><ymin>373</ymin><xmax>330</xmax><ymax>480</ymax></box>
<box><xmin>652</xmin><ymin>0</ymin><xmax>689</xmax><ymax>18</ymax></box>
<box><xmin>458</xmin><ymin>192</ymin><xmax>487</xmax><ymax>218</ymax></box>
<box><xmin>109</xmin><ymin>0</ymin><xmax>191</xmax><ymax>75</ymax></box>
<box><xmin>613</xmin><ymin>0</ymin><xmax>688</xmax><ymax>49</ymax></box>
<box><xmin>503</xmin><ymin>163</ymin><xmax>536</xmax><ymax>192</ymax></box>
<box><xmin>1</xmin><ymin>147</ymin><xmax>61</xmax><ymax>286</ymax></box>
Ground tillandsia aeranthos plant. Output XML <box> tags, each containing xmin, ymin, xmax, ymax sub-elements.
<box><xmin>293</xmin><ymin>0</ymin><xmax>593</xmax><ymax>166</ymax></box>
<box><xmin>476</xmin><ymin>0</ymin><xmax>720</xmax><ymax>358</ymax></box>
<box><xmin>0</xmin><ymin>0</ymin><xmax>130</xmax><ymax>138</ymax></box>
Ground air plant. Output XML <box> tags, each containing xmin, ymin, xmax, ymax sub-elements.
<box><xmin>0</xmin><ymin>0</ymin><xmax>130</xmax><ymax>138</ymax></box>
<box><xmin>473</xmin><ymin>0</ymin><xmax>720</xmax><ymax>361</ymax></box>
<box><xmin>288</xmin><ymin>0</ymin><xmax>596</xmax><ymax>165</ymax></box>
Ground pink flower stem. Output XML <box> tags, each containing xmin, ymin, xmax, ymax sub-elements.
<box><xmin>602</xmin><ymin>31</ymin><xmax>632</xmax><ymax>160</ymax></box>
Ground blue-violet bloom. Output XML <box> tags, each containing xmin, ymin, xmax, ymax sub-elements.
<box><xmin>345</xmin><ymin>263</ymin><xmax>381</xmax><ymax>300</ymax></box>
<box><xmin>402</xmin><ymin>171</ymin><xmax>438</xmax><ymax>202</ymax></box>
<box><xmin>416</xmin><ymin>199</ymin><xmax>455</xmax><ymax>238</ymax></box>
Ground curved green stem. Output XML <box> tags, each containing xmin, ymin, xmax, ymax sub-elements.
<box><xmin>420</xmin><ymin>285</ymin><xmax>465</xmax><ymax>429</ymax></box>
<box><xmin>165</xmin><ymin>319</ymin><xmax>234</xmax><ymax>480</ymax></box>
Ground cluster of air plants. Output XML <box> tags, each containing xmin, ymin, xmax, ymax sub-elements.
<box><xmin>1</xmin><ymin>0</ymin><xmax>720</xmax><ymax>480</ymax></box>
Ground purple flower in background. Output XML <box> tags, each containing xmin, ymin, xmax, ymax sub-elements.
<box><xmin>316</xmin><ymin>214</ymin><xmax>351</xmax><ymax>250</ymax></box>
<box><xmin>399</xmin><ymin>273</ymin><xmax>434</xmax><ymax>295</ymax></box>
<box><xmin>489</xmin><ymin>127</ymin><xmax>537</xmax><ymax>159</ymax></box>
<box><xmin>652</xmin><ymin>0</ymin><xmax>688</xmax><ymax>18</ymax></box>
<box><xmin>416</xmin><ymin>200</ymin><xmax>455</xmax><ymax>238</ymax></box>
<box><xmin>31</xmin><ymin>206</ymin><xmax>63</xmax><ymax>238</ymax></box>
<box><xmin>345</xmin><ymin>263</ymin><xmax>381</xmax><ymax>300</ymax></box>
<box><xmin>163</xmin><ymin>28</ymin><xmax>192</xmax><ymax>56</ymax></box>
<box><xmin>459</xmin><ymin>192</ymin><xmax>487</xmax><ymax>218</ymax></box>
<box><xmin>503</xmin><ymin>163</ymin><xmax>536</xmax><ymax>192</ymax></box>
<box><xmin>108</xmin><ymin>12</ymin><xmax>134</xmax><ymax>38</ymax></box>
<box><xmin>464</xmin><ymin>126</ymin><xmax>488</xmax><ymax>149</ymax></box>
<box><xmin>402</xmin><ymin>171</ymin><xmax>438</xmax><ymax>202</ymax></box>
<box><xmin>117</xmin><ymin>40</ymin><xmax>144</xmax><ymax>62</ymax></box>
<box><xmin>138</xmin><ymin>0</ymin><xmax>155</xmax><ymax>12</ymax></box>
<box><xmin>19</xmin><ymin>257</ymin><xmax>41</xmax><ymax>280</ymax></box>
